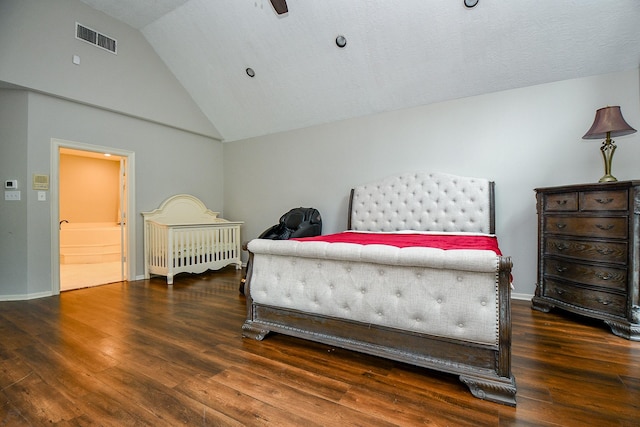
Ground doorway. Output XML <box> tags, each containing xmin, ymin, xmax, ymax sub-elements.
<box><xmin>51</xmin><ymin>139</ymin><xmax>136</xmax><ymax>293</ymax></box>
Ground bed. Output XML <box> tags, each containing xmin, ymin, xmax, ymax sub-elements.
<box><xmin>242</xmin><ymin>172</ymin><xmax>515</xmax><ymax>406</ymax></box>
<box><xmin>142</xmin><ymin>194</ymin><xmax>243</xmax><ymax>285</ymax></box>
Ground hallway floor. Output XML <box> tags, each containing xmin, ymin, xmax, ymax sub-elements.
<box><xmin>60</xmin><ymin>261</ymin><xmax>123</xmax><ymax>291</ymax></box>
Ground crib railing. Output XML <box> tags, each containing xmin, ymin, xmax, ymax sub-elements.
<box><xmin>144</xmin><ymin>220</ymin><xmax>242</xmax><ymax>284</ymax></box>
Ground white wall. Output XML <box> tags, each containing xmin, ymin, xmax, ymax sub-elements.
<box><xmin>223</xmin><ymin>68</ymin><xmax>640</xmax><ymax>299</ymax></box>
<box><xmin>2</xmin><ymin>0</ymin><xmax>638</xmax><ymax>300</ymax></box>
<box><xmin>0</xmin><ymin>90</ymin><xmax>28</xmax><ymax>296</ymax></box>
<box><xmin>0</xmin><ymin>0</ymin><xmax>220</xmax><ymax>139</ymax></box>
<box><xmin>0</xmin><ymin>89</ymin><xmax>225</xmax><ymax>300</ymax></box>
<box><xmin>24</xmin><ymin>92</ymin><xmax>224</xmax><ymax>297</ymax></box>
<box><xmin>0</xmin><ymin>0</ymin><xmax>225</xmax><ymax>300</ymax></box>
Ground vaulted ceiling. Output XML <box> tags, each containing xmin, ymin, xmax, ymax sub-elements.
<box><xmin>79</xmin><ymin>0</ymin><xmax>640</xmax><ymax>142</ymax></box>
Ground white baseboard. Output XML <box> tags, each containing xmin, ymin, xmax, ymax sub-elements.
<box><xmin>511</xmin><ymin>292</ymin><xmax>533</xmax><ymax>301</ymax></box>
<box><xmin>0</xmin><ymin>290</ymin><xmax>54</xmax><ymax>301</ymax></box>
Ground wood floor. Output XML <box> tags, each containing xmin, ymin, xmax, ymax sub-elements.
<box><xmin>1</xmin><ymin>267</ymin><xmax>639</xmax><ymax>426</ymax></box>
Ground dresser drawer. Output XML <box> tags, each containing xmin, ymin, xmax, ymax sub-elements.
<box><xmin>543</xmin><ymin>279</ymin><xmax>626</xmax><ymax>317</ymax></box>
<box><xmin>545</xmin><ymin>237</ymin><xmax>627</xmax><ymax>264</ymax></box>
<box><xmin>544</xmin><ymin>192</ymin><xmax>578</xmax><ymax>211</ymax></box>
<box><xmin>544</xmin><ymin>258</ymin><xmax>627</xmax><ymax>292</ymax></box>
<box><xmin>580</xmin><ymin>189</ymin><xmax>628</xmax><ymax>211</ymax></box>
<box><xmin>544</xmin><ymin>216</ymin><xmax>627</xmax><ymax>239</ymax></box>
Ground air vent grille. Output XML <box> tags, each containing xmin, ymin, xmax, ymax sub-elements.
<box><xmin>76</xmin><ymin>23</ymin><xmax>117</xmax><ymax>54</ymax></box>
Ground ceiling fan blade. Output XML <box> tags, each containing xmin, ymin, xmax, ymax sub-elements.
<box><xmin>270</xmin><ymin>0</ymin><xmax>288</xmax><ymax>15</ymax></box>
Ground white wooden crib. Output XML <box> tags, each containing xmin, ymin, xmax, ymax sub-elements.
<box><xmin>142</xmin><ymin>194</ymin><xmax>243</xmax><ymax>285</ymax></box>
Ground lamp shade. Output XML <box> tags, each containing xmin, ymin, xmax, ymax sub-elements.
<box><xmin>583</xmin><ymin>106</ymin><xmax>637</xmax><ymax>139</ymax></box>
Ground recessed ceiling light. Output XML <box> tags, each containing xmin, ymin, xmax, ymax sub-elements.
<box><xmin>464</xmin><ymin>0</ymin><xmax>479</xmax><ymax>8</ymax></box>
<box><xmin>246</xmin><ymin>67</ymin><xmax>255</xmax><ymax>78</ymax></box>
<box><xmin>335</xmin><ymin>35</ymin><xmax>347</xmax><ymax>48</ymax></box>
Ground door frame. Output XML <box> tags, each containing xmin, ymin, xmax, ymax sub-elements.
<box><xmin>50</xmin><ymin>138</ymin><xmax>136</xmax><ymax>294</ymax></box>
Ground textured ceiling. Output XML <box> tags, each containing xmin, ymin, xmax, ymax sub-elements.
<box><xmin>80</xmin><ymin>0</ymin><xmax>640</xmax><ymax>142</ymax></box>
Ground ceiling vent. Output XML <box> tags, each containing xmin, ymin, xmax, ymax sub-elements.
<box><xmin>75</xmin><ymin>22</ymin><xmax>117</xmax><ymax>54</ymax></box>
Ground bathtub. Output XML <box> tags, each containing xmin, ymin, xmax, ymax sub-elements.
<box><xmin>59</xmin><ymin>222</ymin><xmax>123</xmax><ymax>264</ymax></box>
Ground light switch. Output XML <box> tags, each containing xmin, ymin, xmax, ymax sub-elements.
<box><xmin>5</xmin><ymin>190</ymin><xmax>21</xmax><ymax>201</ymax></box>
<box><xmin>37</xmin><ymin>191</ymin><xmax>46</xmax><ymax>201</ymax></box>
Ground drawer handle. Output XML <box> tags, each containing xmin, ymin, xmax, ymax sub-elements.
<box><xmin>595</xmin><ymin>272</ymin><xmax>613</xmax><ymax>280</ymax></box>
<box><xmin>596</xmin><ymin>297</ymin><xmax>612</xmax><ymax>306</ymax></box>
<box><xmin>595</xmin><ymin>198</ymin><xmax>614</xmax><ymax>204</ymax></box>
<box><xmin>595</xmin><ymin>224</ymin><xmax>614</xmax><ymax>231</ymax></box>
<box><xmin>554</xmin><ymin>288</ymin><xmax>565</xmax><ymax>295</ymax></box>
<box><xmin>597</xmin><ymin>248</ymin><xmax>615</xmax><ymax>255</ymax></box>
<box><xmin>555</xmin><ymin>223</ymin><xmax>567</xmax><ymax>229</ymax></box>
<box><xmin>555</xmin><ymin>200</ymin><xmax>568</xmax><ymax>206</ymax></box>
<box><xmin>554</xmin><ymin>242</ymin><xmax>570</xmax><ymax>251</ymax></box>
<box><xmin>555</xmin><ymin>266</ymin><xmax>568</xmax><ymax>273</ymax></box>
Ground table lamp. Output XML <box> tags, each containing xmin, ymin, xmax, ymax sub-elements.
<box><xmin>582</xmin><ymin>106</ymin><xmax>636</xmax><ymax>183</ymax></box>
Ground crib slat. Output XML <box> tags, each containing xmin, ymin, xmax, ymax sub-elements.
<box><xmin>214</xmin><ymin>227</ymin><xmax>220</xmax><ymax>262</ymax></box>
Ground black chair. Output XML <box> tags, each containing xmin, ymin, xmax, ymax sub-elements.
<box><xmin>240</xmin><ymin>207</ymin><xmax>322</xmax><ymax>294</ymax></box>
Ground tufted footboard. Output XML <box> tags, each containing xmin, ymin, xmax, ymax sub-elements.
<box><xmin>242</xmin><ymin>241</ymin><xmax>515</xmax><ymax>405</ymax></box>
<box><xmin>242</xmin><ymin>172</ymin><xmax>516</xmax><ymax>405</ymax></box>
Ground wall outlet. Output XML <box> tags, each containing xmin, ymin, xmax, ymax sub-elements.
<box><xmin>37</xmin><ymin>191</ymin><xmax>47</xmax><ymax>201</ymax></box>
<box><xmin>5</xmin><ymin>190</ymin><xmax>21</xmax><ymax>201</ymax></box>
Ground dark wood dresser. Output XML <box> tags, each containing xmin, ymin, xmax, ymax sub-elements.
<box><xmin>532</xmin><ymin>181</ymin><xmax>640</xmax><ymax>340</ymax></box>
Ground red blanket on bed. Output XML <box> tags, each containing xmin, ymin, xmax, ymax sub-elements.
<box><xmin>294</xmin><ymin>231</ymin><xmax>502</xmax><ymax>255</ymax></box>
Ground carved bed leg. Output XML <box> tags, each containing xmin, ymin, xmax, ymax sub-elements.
<box><xmin>242</xmin><ymin>321</ymin><xmax>270</xmax><ymax>341</ymax></box>
<box><xmin>459</xmin><ymin>375</ymin><xmax>517</xmax><ymax>407</ymax></box>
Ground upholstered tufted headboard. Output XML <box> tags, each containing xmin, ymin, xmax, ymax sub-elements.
<box><xmin>348</xmin><ymin>172</ymin><xmax>495</xmax><ymax>234</ymax></box>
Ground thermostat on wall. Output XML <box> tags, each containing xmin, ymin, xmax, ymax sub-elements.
<box><xmin>5</xmin><ymin>180</ymin><xmax>17</xmax><ymax>189</ymax></box>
